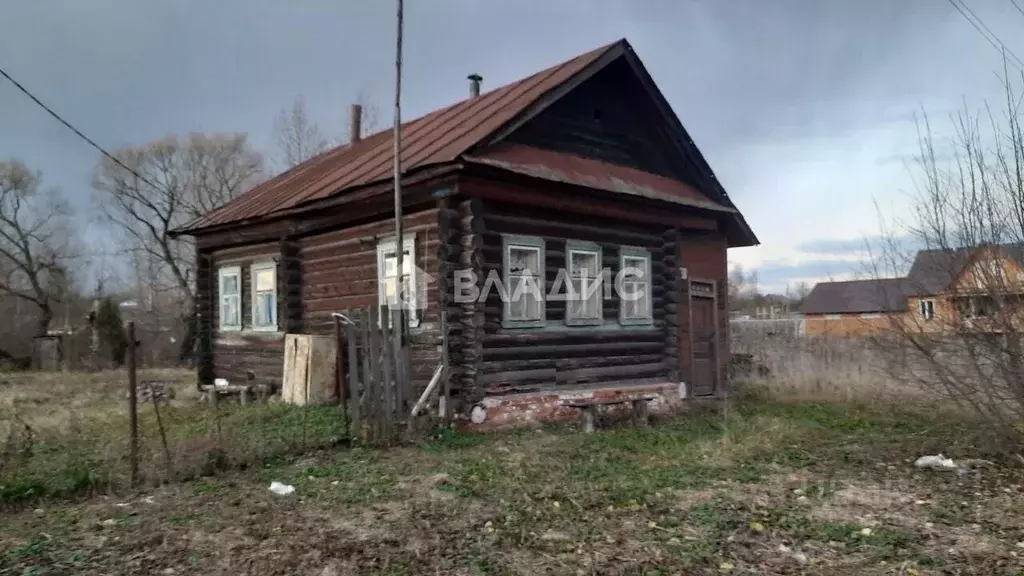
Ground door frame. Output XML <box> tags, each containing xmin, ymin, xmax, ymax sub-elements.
<box><xmin>688</xmin><ymin>277</ymin><xmax>719</xmax><ymax>396</ymax></box>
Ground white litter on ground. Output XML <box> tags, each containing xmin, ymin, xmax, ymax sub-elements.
<box><xmin>914</xmin><ymin>454</ymin><xmax>957</xmax><ymax>470</ymax></box>
<box><xmin>269</xmin><ymin>481</ymin><xmax>296</xmax><ymax>496</ymax></box>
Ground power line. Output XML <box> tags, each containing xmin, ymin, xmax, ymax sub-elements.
<box><xmin>947</xmin><ymin>0</ymin><xmax>1024</xmax><ymax>73</ymax></box>
<box><xmin>0</xmin><ymin>65</ymin><xmax>163</xmax><ymax>192</ymax></box>
<box><xmin>1009</xmin><ymin>0</ymin><xmax>1024</xmax><ymax>20</ymax></box>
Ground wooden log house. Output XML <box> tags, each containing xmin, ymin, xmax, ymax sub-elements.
<box><xmin>173</xmin><ymin>39</ymin><xmax>758</xmax><ymax>428</ymax></box>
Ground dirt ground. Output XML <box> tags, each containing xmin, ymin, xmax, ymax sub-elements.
<box><xmin>3</xmin><ymin>401</ymin><xmax>1024</xmax><ymax>575</ymax></box>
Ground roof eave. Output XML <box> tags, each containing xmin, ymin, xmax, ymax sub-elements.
<box><xmin>172</xmin><ymin>162</ymin><xmax>463</xmax><ymax>238</ymax></box>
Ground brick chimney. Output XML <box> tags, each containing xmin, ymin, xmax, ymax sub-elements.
<box><xmin>350</xmin><ymin>103</ymin><xmax>363</xmax><ymax>143</ymax></box>
<box><xmin>468</xmin><ymin>74</ymin><xmax>482</xmax><ymax>98</ymax></box>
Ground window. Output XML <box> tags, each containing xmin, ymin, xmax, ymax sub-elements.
<box><xmin>251</xmin><ymin>262</ymin><xmax>277</xmax><ymax>331</ymax></box>
<box><xmin>218</xmin><ymin>266</ymin><xmax>241</xmax><ymax>331</ymax></box>
<box><xmin>566</xmin><ymin>240</ymin><xmax>603</xmax><ymax>326</ymax></box>
<box><xmin>860</xmin><ymin>313</ymin><xmax>882</xmax><ymax>319</ymax></box>
<box><xmin>619</xmin><ymin>247</ymin><xmax>652</xmax><ymax>325</ymax></box>
<box><xmin>503</xmin><ymin>235</ymin><xmax>545</xmax><ymax>328</ymax></box>
<box><xmin>919</xmin><ymin>299</ymin><xmax>935</xmax><ymax>321</ymax></box>
<box><xmin>376</xmin><ymin>234</ymin><xmax>418</xmax><ymax>326</ymax></box>
<box><xmin>823</xmin><ymin>314</ymin><xmax>842</xmax><ymax>320</ymax></box>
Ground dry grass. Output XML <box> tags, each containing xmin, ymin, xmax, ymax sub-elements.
<box><xmin>0</xmin><ymin>368</ymin><xmax>198</xmax><ymax>431</ymax></box>
<box><xmin>732</xmin><ymin>334</ymin><xmax>937</xmax><ymax>405</ymax></box>
<box><xmin>0</xmin><ymin>369</ymin><xmax>345</xmax><ymax>504</ymax></box>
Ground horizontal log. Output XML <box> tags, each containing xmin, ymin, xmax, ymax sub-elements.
<box><xmin>480</xmin><ymin>353</ymin><xmax>664</xmax><ymax>375</ymax></box>
<box><xmin>483</xmin><ymin>340</ymin><xmax>663</xmax><ymax>361</ymax></box>
<box><xmin>556</xmin><ymin>361</ymin><xmax>667</xmax><ymax>384</ymax></box>
<box><xmin>483</xmin><ymin>330</ymin><xmax>662</xmax><ymax>346</ymax></box>
<box><xmin>484</xmin><ymin>213</ymin><xmax>662</xmax><ymax>246</ymax></box>
<box><xmin>481</xmin><ymin>367</ymin><xmax>556</xmax><ymax>386</ymax></box>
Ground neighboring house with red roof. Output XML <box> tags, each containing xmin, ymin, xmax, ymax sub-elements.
<box><xmin>172</xmin><ymin>39</ymin><xmax>758</xmax><ymax>425</ymax></box>
<box><xmin>800</xmin><ymin>244</ymin><xmax>1024</xmax><ymax>337</ymax></box>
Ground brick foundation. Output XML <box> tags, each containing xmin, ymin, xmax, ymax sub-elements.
<box><xmin>457</xmin><ymin>381</ymin><xmax>688</xmax><ymax>432</ymax></box>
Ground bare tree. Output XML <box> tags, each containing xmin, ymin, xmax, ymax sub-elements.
<box><xmin>274</xmin><ymin>91</ymin><xmax>382</xmax><ymax>171</ymax></box>
<box><xmin>728</xmin><ymin>263</ymin><xmax>748</xmax><ymax>310</ymax></box>
<box><xmin>872</xmin><ymin>68</ymin><xmax>1024</xmax><ymax>440</ymax></box>
<box><xmin>92</xmin><ymin>133</ymin><xmax>264</xmax><ymax>362</ymax></box>
<box><xmin>788</xmin><ymin>281</ymin><xmax>811</xmax><ymax>307</ymax></box>
<box><xmin>273</xmin><ymin>94</ymin><xmax>330</xmax><ymax>170</ymax></box>
<box><xmin>0</xmin><ymin>160</ymin><xmax>76</xmax><ymax>336</ymax></box>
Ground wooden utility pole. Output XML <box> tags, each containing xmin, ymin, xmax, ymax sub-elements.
<box><xmin>392</xmin><ymin>0</ymin><xmax>405</xmax><ymax>317</ymax></box>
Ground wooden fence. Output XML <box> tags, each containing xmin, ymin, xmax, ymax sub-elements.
<box><xmin>336</xmin><ymin>306</ymin><xmax>414</xmax><ymax>444</ymax></box>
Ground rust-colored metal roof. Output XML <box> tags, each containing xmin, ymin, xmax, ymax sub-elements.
<box><xmin>180</xmin><ymin>41</ymin><xmax>620</xmax><ymax>233</ymax></box>
<box><xmin>465</xmin><ymin>144</ymin><xmax>735</xmax><ymax>213</ymax></box>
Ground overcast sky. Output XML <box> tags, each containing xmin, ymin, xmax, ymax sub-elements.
<box><xmin>2</xmin><ymin>0</ymin><xmax>1024</xmax><ymax>293</ymax></box>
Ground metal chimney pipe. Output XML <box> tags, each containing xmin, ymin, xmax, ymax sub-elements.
<box><xmin>350</xmin><ymin>103</ymin><xmax>363</xmax><ymax>143</ymax></box>
<box><xmin>468</xmin><ymin>74</ymin><xmax>482</xmax><ymax>98</ymax></box>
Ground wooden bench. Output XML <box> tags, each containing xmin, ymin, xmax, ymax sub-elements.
<box><xmin>560</xmin><ymin>394</ymin><xmax>657</xmax><ymax>433</ymax></box>
<box><xmin>200</xmin><ymin>384</ymin><xmax>269</xmax><ymax>406</ymax></box>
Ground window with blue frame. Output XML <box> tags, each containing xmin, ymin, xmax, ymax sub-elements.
<box><xmin>250</xmin><ymin>262</ymin><xmax>277</xmax><ymax>331</ymax></box>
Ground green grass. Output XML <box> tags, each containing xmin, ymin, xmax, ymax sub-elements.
<box><xmin>1</xmin><ymin>392</ymin><xmax>347</xmax><ymax>506</ymax></box>
<box><xmin>2</xmin><ymin>389</ymin><xmax>1023</xmax><ymax>574</ymax></box>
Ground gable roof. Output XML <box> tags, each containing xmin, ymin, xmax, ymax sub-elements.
<box><xmin>177</xmin><ymin>39</ymin><xmax>755</xmax><ymax>245</ymax></box>
<box><xmin>798</xmin><ymin>278</ymin><xmax>909</xmax><ymax>315</ymax></box>
<box><xmin>466</xmin><ymin>144</ymin><xmax>737</xmax><ymax>213</ymax></box>
<box><xmin>905</xmin><ymin>244</ymin><xmax>1024</xmax><ymax>296</ymax></box>
<box><xmin>180</xmin><ymin>42</ymin><xmax>615</xmax><ymax>233</ymax></box>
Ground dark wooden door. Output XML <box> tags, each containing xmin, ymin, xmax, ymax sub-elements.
<box><xmin>691</xmin><ymin>296</ymin><xmax>717</xmax><ymax>396</ymax></box>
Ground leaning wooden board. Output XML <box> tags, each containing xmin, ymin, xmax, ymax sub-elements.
<box><xmin>281</xmin><ymin>334</ymin><xmax>337</xmax><ymax>405</ymax></box>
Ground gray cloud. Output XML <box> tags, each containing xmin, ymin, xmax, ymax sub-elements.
<box><xmin>3</xmin><ymin>0</ymin><xmax>1024</xmax><ymax>289</ymax></box>
<box><xmin>794</xmin><ymin>234</ymin><xmax>923</xmax><ymax>257</ymax></box>
<box><xmin>754</xmin><ymin>258</ymin><xmax>867</xmax><ymax>287</ymax></box>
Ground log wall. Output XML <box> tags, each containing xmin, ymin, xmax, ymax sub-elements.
<box><xmin>299</xmin><ymin>208</ymin><xmax>442</xmax><ymax>393</ymax></box>
<box><xmin>209</xmin><ymin>242</ymin><xmax>286</xmax><ymax>391</ymax></box>
<box><xmin>446</xmin><ymin>193</ymin><xmax>680</xmax><ymax>401</ymax></box>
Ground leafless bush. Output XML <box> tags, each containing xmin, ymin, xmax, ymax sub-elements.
<box><xmin>869</xmin><ymin>67</ymin><xmax>1024</xmax><ymax>442</ymax></box>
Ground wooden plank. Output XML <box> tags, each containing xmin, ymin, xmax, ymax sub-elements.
<box><xmin>281</xmin><ymin>334</ymin><xmax>295</xmax><ymax>404</ymax></box>
<box><xmin>370</xmin><ymin>305</ymin><xmax>385</xmax><ymax>442</ymax></box>
<box><xmin>335</xmin><ymin>316</ymin><xmax>345</xmax><ymax>408</ymax></box>
<box><xmin>379</xmin><ymin>305</ymin><xmax>394</xmax><ymax>442</ymax></box>
<box><xmin>298</xmin><ymin>336</ymin><xmax>312</xmax><ymax>405</ymax></box>
<box><xmin>392</xmin><ymin>309</ymin><xmax>407</xmax><ymax>424</ymax></box>
<box><xmin>359</xmin><ymin>307</ymin><xmax>373</xmax><ymax>442</ymax></box>
<box><xmin>307</xmin><ymin>335</ymin><xmax>335</xmax><ymax>405</ymax></box>
<box><xmin>346</xmin><ymin>317</ymin><xmax>360</xmax><ymax>439</ymax></box>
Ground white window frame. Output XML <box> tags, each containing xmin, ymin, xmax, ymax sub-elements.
<box><xmin>502</xmin><ymin>234</ymin><xmax>546</xmax><ymax>328</ymax></box>
<box><xmin>566</xmin><ymin>240</ymin><xmax>603</xmax><ymax>326</ymax></box>
<box><xmin>618</xmin><ymin>246</ymin><xmax>653</xmax><ymax>326</ymax></box>
<box><xmin>250</xmin><ymin>261</ymin><xmax>278</xmax><ymax>332</ymax></box>
<box><xmin>376</xmin><ymin>233</ymin><xmax>419</xmax><ymax>327</ymax></box>
<box><xmin>919</xmin><ymin>299</ymin><xmax>935</xmax><ymax>321</ymax></box>
<box><xmin>218</xmin><ymin>265</ymin><xmax>242</xmax><ymax>332</ymax></box>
